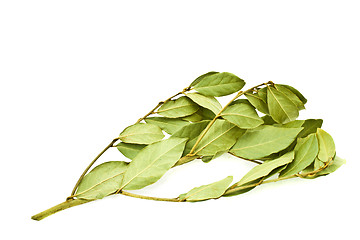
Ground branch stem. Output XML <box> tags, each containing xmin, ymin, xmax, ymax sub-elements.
<box><xmin>31</xmin><ymin>199</ymin><xmax>92</xmax><ymax>221</ymax></box>
<box><xmin>68</xmin><ymin>138</ymin><xmax>120</xmax><ymax>198</ymax></box>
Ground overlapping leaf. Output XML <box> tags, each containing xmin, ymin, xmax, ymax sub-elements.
<box><xmin>194</xmin><ymin>119</ymin><xmax>245</xmax><ymax>156</ymax></box>
<box><xmin>298</xmin><ymin>119</ymin><xmax>323</xmax><ymax>138</ymax></box>
<box><xmin>245</xmin><ymin>88</ymin><xmax>269</xmax><ymax>114</ymax></box>
<box><xmin>230</xmin><ymin>125</ymin><xmax>302</xmax><ymax>159</ymax></box>
<box><xmin>116</xmin><ymin>142</ymin><xmax>146</xmax><ymax>160</ymax></box>
<box><xmin>185</xmin><ymin>92</ymin><xmax>222</xmax><ymax>114</ymax></box>
<box><xmin>179</xmin><ymin>176</ymin><xmax>233</xmax><ymax>201</ymax></box>
<box><xmin>221</xmin><ymin>102</ymin><xmax>264</xmax><ymax>129</ymax></box>
<box><xmin>192</xmin><ymin>72</ymin><xmax>245</xmax><ymax>97</ymax></box>
<box><xmin>172</xmin><ymin>120</ymin><xmax>210</xmax><ymax>155</ymax></box>
<box><xmin>157</xmin><ymin>96</ymin><xmax>199</xmax><ymax>118</ymax></box>
<box><xmin>120</xmin><ymin>137</ymin><xmax>187</xmax><ymax>190</ymax></box>
<box><xmin>236</xmin><ymin>151</ymin><xmax>294</xmax><ymax>186</ymax></box>
<box><xmin>316</xmin><ymin>128</ymin><xmax>336</xmax><ymax>163</ymax></box>
<box><xmin>145</xmin><ymin>117</ymin><xmax>189</xmax><ymax>135</ymax></box>
<box><xmin>275</xmin><ymin>84</ymin><xmax>305</xmax><ymax>110</ymax></box>
<box><xmin>280</xmin><ymin>133</ymin><xmax>319</xmax><ymax>177</ymax></box>
<box><xmin>267</xmin><ymin>85</ymin><xmax>299</xmax><ymax>124</ymax></box>
<box><xmin>119</xmin><ymin>123</ymin><xmax>164</xmax><ymax>144</ymax></box>
<box><xmin>278</xmin><ymin>84</ymin><xmax>307</xmax><ymax>104</ymax></box>
<box><xmin>76</xmin><ymin>161</ymin><xmax>128</xmax><ymax>200</ymax></box>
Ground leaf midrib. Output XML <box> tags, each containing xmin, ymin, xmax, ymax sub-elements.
<box><xmin>195</xmin><ymin>125</ymin><xmax>236</xmax><ymax>154</ymax></box>
<box><xmin>268</xmin><ymin>86</ymin><xmax>292</xmax><ymax>121</ymax></box>
<box><xmin>231</xmin><ymin>134</ymin><xmax>294</xmax><ymax>151</ymax></box>
<box><xmin>120</xmin><ymin>141</ymin><xmax>183</xmax><ymax>189</ymax></box>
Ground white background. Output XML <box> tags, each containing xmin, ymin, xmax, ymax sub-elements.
<box><xmin>1</xmin><ymin>0</ymin><xmax>359</xmax><ymax>239</ymax></box>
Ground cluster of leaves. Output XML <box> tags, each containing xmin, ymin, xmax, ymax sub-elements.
<box><xmin>72</xmin><ymin>72</ymin><xmax>345</xmax><ymax>203</ymax></box>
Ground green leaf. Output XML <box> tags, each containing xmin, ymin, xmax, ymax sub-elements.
<box><xmin>144</xmin><ymin>117</ymin><xmax>189</xmax><ymax>135</ymax></box>
<box><xmin>198</xmin><ymin>107</ymin><xmax>216</xmax><ymax>120</ymax></box>
<box><xmin>185</xmin><ymin>92</ymin><xmax>222</xmax><ymax>114</ymax></box>
<box><xmin>119</xmin><ymin>123</ymin><xmax>164</xmax><ymax>144</ymax></box>
<box><xmin>157</xmin><ymin>96</ymin><xmax>199</xmax><ymax>118</ymax></box>
<box><xmin>316</xmin><ymin>128</ymin><xmax>336</xmax><ymax>163</ymax></box>
<box><xmin>316</xmin><ymin>155</ymin><xmax>345</xmax><ymax>176</ymax></box>
<box><xmin>302</xmin><ymin>155</ymin><xmax>345</xmax><ymax>178</ymax></box>
<box><xmin>76</xmin><ymin>161</ymin><xmax>128</xmax><ymax>200</ymax></box>
<box><xmin>120</xmin><ymin>137</ymin><xmax>187</xmax><ymax>190</ymax></box>
<box><xmin>173</xmin><ymin>120</ymin><xmax>210</xmax><ymax>155</ymax></box>
<box><xmin>275</xmin><ymin>84</ymin><xmax>305</xmax><ymax>110</ymax></box>
<box><xmin>278</xmin><ymin>84</ymin><xmax>307</xmax><ymax>104</ymax></box>
<box><xmin>181</xmin><ymin>111</ymin><xmax>204</xmax><ymax>122</ymax></box>
<box><xmin>223</xmin><ymin>178</ymin><xmax>262</xmax><ymax>197</ymax></box>
<box><xmin>230</xmin><ymin>125</ymin><xmax>302</xmax><ymax>159</ymax></box>
<box><xmin>267</xmin><ymin>85</ymin><xmax>299</xmax><ymax>124</ymax></box>
<box><xmin>262</xmin><ymin>115</ymin><xmax>277</xmax><ymax>125</ymax></box>
<box><xmin>179</xmin><ymin>176</ymin><xmax>233</xmax><ymax>201</ymax></box>
<box><xmin>245</xmin><ymin>91</ymin><xmax>269</xmax><ymax>114</ymax></box>
<box><xmin>314</xmin><ymin>157</ymin><xmax>325</xmax><ymax>170</ymax></box>
<box><xmin>298</xmin><ymin>119</ymin><xmax>323</xmax><ymax>138</ymax></box>
<box><xmin>194</xmin><ymin>119</ymin><xmax>245</xmax><ymax>156</ymax></box>
<box><xmin>192</xmin><ymin>72</ymin><xmax>246</xmax><ymax>97</ymax></box>
<box><xmin>281</xmin><ymin>120</ymin><xmax>305</xmax><ymax>128</ymax></box>
<box><xmin>280</xmin><ymin>133</ymin><xmax>319</xmax><ymax>177</ymax></box>
<box><xmin>221</xmin><ymin>102</ymin><xmax>264</xmax><ymax>129</ymax></box>
<box><xmin>190</xmin><ymin>71</ymin><xmax>219</xmax><ymax>87</ymax></box>
<box><xmin>116</xmin><ymin>142</ymin><xmax>146</xmax><ymax>160</ymax></box>
<box><xmin>237</xmin><ymin>151</ymin><xmax>294</xmax><ymax>185</ymax></box>
<box><xmin>225</xmin><ymin>154</ymin><xmax>293</xmax><ymax>197</ymax></box>
<box><xmin>201</xmin><ymin>151</ymin><xmax>227</xmax><ymax>163</ymax></box>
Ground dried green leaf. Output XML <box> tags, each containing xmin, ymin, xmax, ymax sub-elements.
<box><xmin>230</xmin><ymin>125</ymin><xmax>302</xmax><ymax>159</ymax></box>
<box><xmin>262</xmin><ymin>115</ymin><xmax>277</xmax><ymax>125</ymax></box>
<box><xmin>267</xmin><ymin>85</ymin><xmax>299</xmax><ymax>124</ymax></box>
<box><xmin>194</xmin><ymin>119</ymin><xmax>245</xmax><ymax>156</ymax></box>
<box><xmin>237</xmin><ymin>151</ymin><xmax>294</xmax><ymax>186</ymax></box>
<box><xmin>221</xmin><ymin>102</ymin><xmax>264</xmax><ymax>129</ymax></box>
<box><xmin>314</xmin><ymin>157</ymin><xmax>325</xmax><ymax>170</ymax></box>
<box><xmin>119</xmin><ymin>123</ymin><xmax>164</xmax><ymax>144</ymax></box>
<box><xmin>192</xmin><ymin>72</ymin><xmax>245</xmax><ymax>97</ymax></box>
<box><xmin>223</xmin><ymin>178</ymin><xmax>262</xmax><ymax>197</ymax></box>
<box><xmin>275</xmin><ymin>84</ymin><xmax>305</xmax><ymax>110</ymax></box>
<box><xmin>145</xmin><ymin>117</ymin><xmax>189</xmax><ymax>135</ymax></box>
<box><xmin>302</xmin><ymin>155</ymin><xmax>345</xmax><ymax>178</ymax></box>
<box><xmin>120</xmin><ymin>137</ymin><xmax>187</xmax><ymax>190</ymax></box>
<box><xmin>181</xmin><ymin>111</ymin><xmax>204</xmax><ymax>122</ymax></box>
<box><xmin>298</xmin><ymin>119</ymin><xmax>323</xmax><ymax>138</ymax></box>
<box><xmin>116</xmin><ymin>142</ymin><xmax>146</xmax><ymax>160</ymax></box>
<box><xmin>316</xmin><ymin>155</ymin><xmax>345</xmax><ymax>175</ymax></box>
<box><xmin>185</xmin><ymin>92</ymin><xmax>222</xmax><ymax>114</ymax></box>
<box><xmin>179</xmin><ymin>176</ymin><xmax>233</xmax><ymax>201</ymax></box>
<box><xmin>201</xmin><ymin>151</ymin><xmax>227</xmax><ymax>163</ymax></box>
<box><xmin>280</xmin><ymin>133</ymin><xmax>319</xmax><ymax>177</ymax></box>
<box><xmin>316</xmin><ymin>128</ymin><xmax>336</xmax><ymax>163</ymax></box>
<box><xmin>190</xmin><ymin>71</ymin><xmax>219</xmax><ymax>87</ymax></box>
<box><xmin>245</xmin><ymin>91</ymin><xmax>269</xmax><ymax>114</ymax></box>
<box><xmin>76</xmin><ymin>161</ymin><xmax>128</xmax><ymax>200</ymax></box>
<box><xmin>281</xmin><ymin>120</ymin><xmax>306</xmax><ymax>128</ymax></box>
<box><xmin>278</xmin><ymin>84</ymin><xmax>307</xmax><ymax>104</ymax></box>
<box><xmin>172</xmin><ymin>120</ymin><xmax>210</xmax><ymax>155</ymax></box>
<box><xmin>198</xmin><ymin>107</ymin><xmax>217</xmax><ymax>120</ymax></box>
<box><xmin>157</xmin><ymin>96</ymin><xmax>199</xmax><ymax>118</ymax></box>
